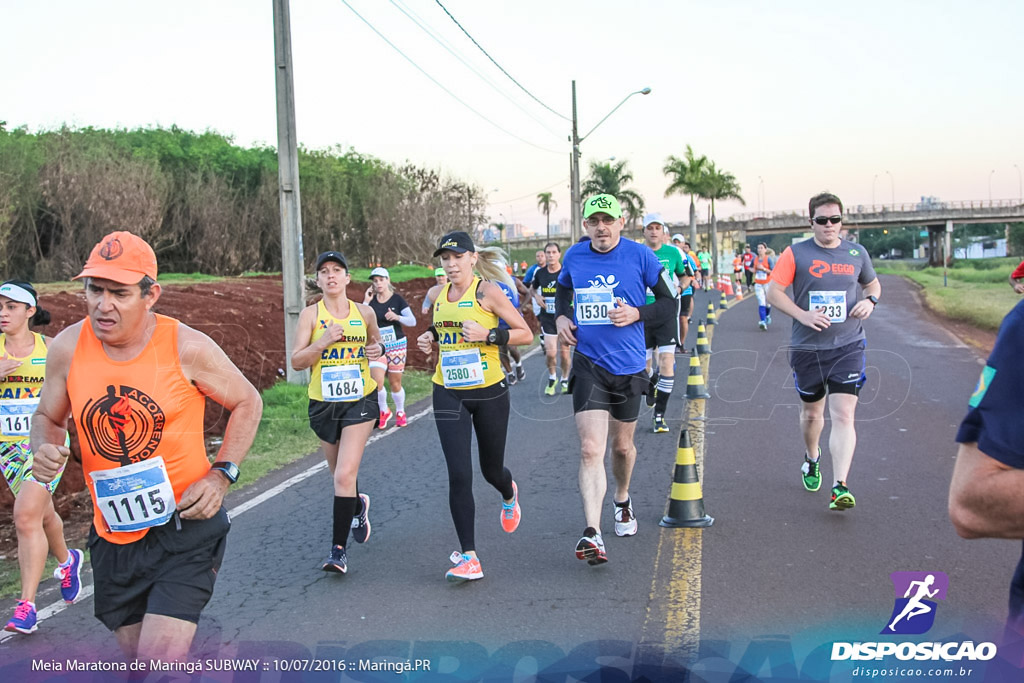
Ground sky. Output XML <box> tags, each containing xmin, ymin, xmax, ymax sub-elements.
<box><xmin>3</xmin><ymin>0</ymin><xmax>1023</xmax><ymax>234</ymax></box>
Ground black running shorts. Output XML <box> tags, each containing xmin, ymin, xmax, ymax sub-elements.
<box><xmin>537</xmin><ymin>312</ymin><xmax>558</xmax><ymax>335</ymax></box>
<box><xmin>679</xmin><ymin>294</ymin><xmax>693</xmax><ymax>317</ymax></box>
<box><xmin>644</xmin><ymin>299</ymin><xmax>681</xmax><ymax>349</ymax></box>
<box><xmin>789</xmin><ymin>339</ymin><xmax>867</xmax><ymax>403</ymax></box>
<box><xmin>308</xmin><ymin>393</ymin><xmax>378</xmax><ymax>444</ymax></box>
<box><xmin>89</xmin><ymin>507</ymin><xmax>230</xmax><ymax>630</ymax></box>
<box><xmin>568</xmin><ymin>352</ymin><xmax>647</xmax><ymax>422</ymax></box>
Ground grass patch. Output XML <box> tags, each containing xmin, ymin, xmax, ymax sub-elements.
<box><xmin>876</xmin><ymin>260</ymin><xmax>1019</xmax><ymax>331</ymax></box>
<box><xmin>348</xmin><ymin>264</ymin><xmax>434</xmax><ymax>283</ymax></box>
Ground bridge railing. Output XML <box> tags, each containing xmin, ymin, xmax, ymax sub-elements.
<box><xmin>728</xmin><ymin>198</ymin><xmax>1024</xmax><ymax>222</ymax></box>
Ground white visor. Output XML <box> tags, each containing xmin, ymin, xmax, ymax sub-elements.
<box><xmin>0</xmin><ymin>283</ymin><xmax>36</xmax><ymax>307</ymax></box>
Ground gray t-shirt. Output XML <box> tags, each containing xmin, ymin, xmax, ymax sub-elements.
<box><xmin>771</xmin><ymin>237</ymin><xmax>877</xmax><ymax>350</ymax></box>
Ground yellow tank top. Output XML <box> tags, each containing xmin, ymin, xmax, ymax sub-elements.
<box><xmin>431</xmin><ymin>278</ymin><xmax>504</xmax><ymax>389</ymax></box>
<box><xmin>0</xmin><ymin>332</ymin><xmax>47</xmax><ymax>443</ymax></box>
<box><xmin>308</xmin><ymin>299</ymin><xmax>377</xmax><ymax>402</ymax></box>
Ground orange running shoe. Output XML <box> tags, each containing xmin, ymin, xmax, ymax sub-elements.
<box><xmin>501</xmin><ymin>480</ymin><xmax>521</xmax><ymax>533</ymax></box>
<box><xmin>445</xmin><ymin>552</ymin><xmax>483</xmax><ymax>583</ymax></box>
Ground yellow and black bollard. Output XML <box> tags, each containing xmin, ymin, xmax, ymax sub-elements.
<box><xmin>660</xmin><ymin>428</ymin><xmax>714</xmax><ymax>528</ymax></box>
<box><xmin>684</xmin><ymin>347</ymin><xmax>711</xmax><ymax>400</ymax></box>
<box><xmin>706</xmin><ymin>301</ymin><xmax>717</xmax><ymax>326</ymax></box>
<box><xmin>695</xmin><ymin>322</ymin><xmax>712</xmax><ymax>355</ymax></box>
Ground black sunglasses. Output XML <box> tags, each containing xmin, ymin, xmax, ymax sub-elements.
<box><xmin>812</xmin><ymin>215</ymin><xmax>842</xmax><ymax>226</ymax></box>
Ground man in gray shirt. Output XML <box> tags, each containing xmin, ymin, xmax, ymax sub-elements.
<box><xmin>766</xmin><ymin>192</ymin><xmax>881</xmax><ymax>511</ymax></box>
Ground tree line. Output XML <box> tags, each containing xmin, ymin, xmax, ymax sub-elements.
<box><xmin>0</xmin><ymin>123</ymin><xmax>488</xmax><ymax>281</ymax></box>
<box><xmin>579</xmin><ymin>146</ymin><xmax>744</xmax><ymax>270</ymax></box>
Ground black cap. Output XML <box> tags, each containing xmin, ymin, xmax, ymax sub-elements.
<box><xmin>315</xmin><ymin>251</ymin><xmax>348</xmax><ymax>271</ymax></box>
<box><xmin>432</xmin><ymin>231</ymin><xmax>475</xmax><ymax>258</ymax></box>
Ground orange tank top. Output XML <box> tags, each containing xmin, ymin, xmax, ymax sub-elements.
<box><xmin>67</xmin><ymin>314</ymin><xmax>208</xmax><ymax>544</ymax></box>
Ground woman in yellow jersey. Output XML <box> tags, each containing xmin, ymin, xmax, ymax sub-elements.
<box><xmin>0</xmin><ymin>281</ymin><xmax>83</xmax><ymax>634</ymax></box>
<box><xmin>416</xmin><ymin>232</ymin><xmax>533</xmax><ymax>582</ymax></box>
<box><xmin>290</xmin><ymin>252</ymin><xmax>385</xmax><ymax>575</ymax></box>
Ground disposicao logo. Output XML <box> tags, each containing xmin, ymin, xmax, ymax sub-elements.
<box><xmin>882</xmin><ymin>571</ymin><xmax>947</xmax><ymax>635</ymax></box>
<box><xmin>831</xmin><ymin>571</ymin><xmax>997</xmax><ymax>663</ymax></box>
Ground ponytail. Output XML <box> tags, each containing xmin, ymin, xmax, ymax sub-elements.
<box><xmin>474</xmin><ymin>246</ymin><xmax>513</xmax><ymax>287</ymax></box>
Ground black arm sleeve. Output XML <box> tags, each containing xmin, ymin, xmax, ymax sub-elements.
<box><xmin>555</xmin><ymin>282</ymin><xmax>574</xmax><ymax>319</ymax></box>
<box><xmin>637</xmin><ymin>276</ymin><xmax>676</xmax><ymax>323</ymax></box>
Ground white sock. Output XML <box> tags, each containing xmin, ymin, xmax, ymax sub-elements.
<box><xmin>377</xmin><ymin>389</ymin><xmax>388</xmax><ymax>413</ymax></box>
<box><xmin>514</xmin><ymin>360</ymin><xmax>522</xmax><ymax>368</ymax></box>
<box><xmin>393</xmin><ymin>388</ymin><xmax>406</xmax><ymax>414</ymax></box>
<box><xmin>549</xmin><ymin>373</ymin><xmax>557</xmax><ymax>381</ymax></box>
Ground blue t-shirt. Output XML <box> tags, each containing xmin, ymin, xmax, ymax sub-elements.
<box><xmin>558</xmin><ymin>238</ymin><xmax>664</xmax><ymax>375</ymax></box>
<box><xmin>523</xmin><ymin>263</ymin><xmax>541</xmax><ymax>288</ymax></box>
<box><xmin>956</xmin><ymin>298</ymin><xmax>1024</xmax><ymax>626</ymax></box>
<box><xmin>680</xmin><ymin>252</ymin><xmax>698</xmax><ymax>296</ymax></box>
<box><xmin>494</xmin><ymin>280</ymin><xmax>519</xmax><ymax>331</ymax></box>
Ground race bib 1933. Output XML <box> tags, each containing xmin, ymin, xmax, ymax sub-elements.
<box><xmin>321</xmin><ymin>365</ymin><xmax>364</xmax><ymax>402</ymax></box>
<box><xmin>0</xmin><ymin>398</ymin><xmax>38</xmax><ymax>437</ymax></box>
<box><xmin>441</xmin><ymin>348</ymin><xmax>485</xmax><ymax>388</ymax></box>
<box><xmin>809</xmin><ymin>290</ymin><xmax>847</xmax><ymax>323</ymax></box>
<box><xmin>574</xmin><ymin>288</ymin><xmax>614</xmax><ymax>326</ymax></box>
<box><xmin>90</xmin><ymin>456</ymin><xmax>176</xmax><ymax>533</ymax></box>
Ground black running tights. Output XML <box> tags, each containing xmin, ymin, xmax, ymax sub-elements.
<box><xmin>432</xmin><ymin>382</ymin><xmax>514</xmax><ymax>553</ymax></box>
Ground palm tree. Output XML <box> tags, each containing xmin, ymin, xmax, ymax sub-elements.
<box><xmin>663</xmin><ymin>145</ymin><xmax>709</xmax><ymax>247</ymax></box>
<box><xmin>537</xmin><ymin>192</ymin><xmax>557</xmax><ymax>241</ymax></box>
<box><xmin>580</xmin><ymin>159</ymin><xmax>645</xmax><ymax>227</ymax></box>
<box><xmin>697</xmin><ymin>162</ymin><xmax>745</xmax><ymax>275</ymax></box>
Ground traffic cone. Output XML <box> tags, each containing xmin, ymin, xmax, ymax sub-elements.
<box><xmin>719</xmin><ymin>293</ymin><xmax>729</xmax><ymax>310</ymax></box>
<box><xmin>695</xmin><ymin>322</ymin><xmax>711</xmax><ymax>355</ymax></box>
<box><xmin>721</xmin><ymin>276</ymin><xmax>734</xmax><ymax>297</ymax></box>
<box><xmin>660</xmin><ymin>428</ymin><xmax>714</xmax><ymax>528</ymax></box>
<box><xmin>706</xmin><ymin>301</ymin><xmax>717</xmax><ymax>326</ymax></box>
<box><xmin>685</xmin><ymin>348</ymin><xmax>711</xmax><ymax>400</ymax></box>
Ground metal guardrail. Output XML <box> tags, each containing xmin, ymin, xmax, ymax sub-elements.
<box><xmin>728</xmin><ymin>198</ymin><xmax>1024</xmax><ymax>222</ymax></box>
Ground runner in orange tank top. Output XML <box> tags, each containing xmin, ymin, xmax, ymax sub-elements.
<box><xmin>31</xmin><ymin>231</ymin><xmax>262</xmax><ymax>663</ymax></box>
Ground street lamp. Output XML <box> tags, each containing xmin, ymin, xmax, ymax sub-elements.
<box><xmin>885</xmin><ymin>170</ymin><xmax>894</xmax><ymax>206</ymax></box>
<box><xmin>989</xmin><ymin>169</ymin><xmax>996</xmax><ymax>202</ymax></box>
<box><xmin>570</xmin><ymin>82</ymin><xmax>651</xmax><ymax>241</ymax></box>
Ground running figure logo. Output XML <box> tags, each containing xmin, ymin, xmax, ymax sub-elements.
<box><xmin>80</xmin><ymin>384</ymin><xmax>166</xmax><ymax>466</ymax></box>
<box><xmin>881</xmin><ymin>571</ymin><xmax>948</xmax><ymax>635</ymax></box>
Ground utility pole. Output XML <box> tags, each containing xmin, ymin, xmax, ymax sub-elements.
<box><xmin>570</xmin><ymin>81</ymin><xmax>581</xmax><ymax>243</ymax></box>
<box><xmin>273</xmin><ymin>0</ymin><xmax>308</xmax><ymax>385</ymax></box>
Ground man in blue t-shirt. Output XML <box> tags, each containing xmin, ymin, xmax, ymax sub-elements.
<box><xmin>950</xmin><ymin>298</ymin><xmax>1024</xmax><ymax>643</ymax></box>
<box><xmin>554</xmin><ymin>194</ymin><xmax>675</xmax><ymax>566</ymax></box>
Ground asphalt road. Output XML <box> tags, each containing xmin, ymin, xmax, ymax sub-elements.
<box><xmin>0</xmin><ymin>277</ymin><xmax>1018</xmax><ymax>682</ymax></box>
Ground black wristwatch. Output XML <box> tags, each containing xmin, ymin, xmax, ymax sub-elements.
<box><xmin>487</xmin><ymin>328</ymin><xmax>498</xmax><ymax>344</ymax></box>
<box><xmin>866</xmin><ymin>295</ymin><xmax>879</xmax><ymax>306</ymax></box>
<box><xmin>210</xmin><ymin>461</ymin><xmax>240</xmax><ymax>484</ymax></box>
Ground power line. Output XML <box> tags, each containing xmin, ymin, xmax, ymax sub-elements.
<box><xmin>433</xmin><ymin>0</ymin><xmax>570</xmax><ymax>123</ymax></box>
<box><xmin>491</xmin><ymin>177</ymin><xmax>569</xmax><ymax>206</ymax></box>
<box><xmin>340</xmin><ymin>0</ymin><xmax>562</xmax><ymax>155</ymax></box>
<box><xmin>390</xmin><ymin>0</ymin><xmax>563</xmax><ymax>139</ymax></box>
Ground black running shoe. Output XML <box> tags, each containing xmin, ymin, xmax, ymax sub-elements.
<box><xmin>350</xmin><ymin>493</ymin><xmax>371</xmax><ymax>543</ymax></box>
<box><xmin>321</xmin><ymin>545</ymin><xmax>348</xmax><ymax>573</ymax></box>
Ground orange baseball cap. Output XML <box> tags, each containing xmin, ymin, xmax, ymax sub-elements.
<box><xmin>73</xmin><ymin>231</ymin><xmax>158</xmax><ymax>284</ymax></box>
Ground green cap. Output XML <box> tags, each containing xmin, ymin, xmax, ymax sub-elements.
<box><xmin>434</xmin><ymin>267</ymin><xmax>446</xmax><ymax>277</ymax></box>
<box><xmin>583</xmin><ymin>194</ymin><xmax>622</xmax><ymax>219</ymax></box>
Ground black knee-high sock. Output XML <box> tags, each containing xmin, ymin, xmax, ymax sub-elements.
<box><xmin>654</xmin><ymin>375</ymin><xmax>674</xmax><ymax>414</ymax></box>
<box><xmin>333</xmin><ymin>496</ymin><xmax>358</xmax><ymax>548</ymax></box>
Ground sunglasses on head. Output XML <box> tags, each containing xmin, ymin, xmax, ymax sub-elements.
<box><xmin>812</xmin><ymin>215</ymin><xmax>842</xmax><ymax>226</ymax></box>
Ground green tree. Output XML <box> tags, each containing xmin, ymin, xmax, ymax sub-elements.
<box><xmin>698</xmin><ymin>162</ymin><xmax>745</xmax><ymax>274</ymax></box>
<box><xmin>663</xmin><ymin>145</ymin><xmax>709</xmax><ymax>247</ymax></box>
<box><xmin>580</xmin><ymin>159</ymin><xmax>645</xmax><ymax>226</ymax></box>
<box><xmin>537</xmin><ymin>191</ymin><xmax>557</xmax><ymax>241</ymax></box>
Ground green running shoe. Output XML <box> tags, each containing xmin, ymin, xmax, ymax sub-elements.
<box><xmin>829</xmin><ymin>483</ymin><xmax>856</xmax><ymax>511</ymax></box>
<box><xmin>544</xmin><ymin>379</ymin><xmax>556</xmax><ymax>396</ymax></box>
<box><xmin>801</xmin><ymin>449</ymin><xmax>822</xmax><ymax>492</ymax></box>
